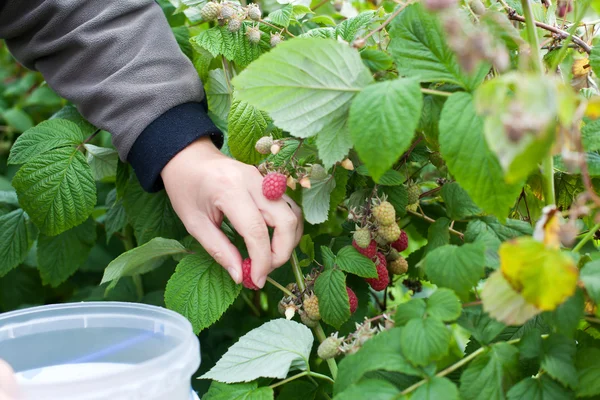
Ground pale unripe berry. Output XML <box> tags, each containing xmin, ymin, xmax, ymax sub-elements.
<box><xmin>341</xmin><ymin>158</ymin><xmax>354</xmax><ymax>170</ymax></box>
<box><xmin>287</xmin><ymin>176</ymin><xmax>297</xmax><ymax>190</ymax></box>
<box><xmin>220</xmin><ymin>3</ymin><xmax>235</xmax><ymax>19</ymax></box>
<box><xmin>299</xmin><ymin>176</ymin><xmax>311</xmax><ymax>189</ymax></box>
<box><xmin>247</xmin><ymin>3</ymin><xmax>262</xmax><ymax>21</ymax></box>
<box><xmin>270</xmin><ymin>32</ymin><xmax>283</xmax><ymax>47</ymax></box>
<box><xmin>228</xmin><ymin>17</ymin><xmax>242</xmax><ymax>32</ymax></box>
<box><xmin>247</xmin><ymin>26</ymin><xmax>261</xmax><ymax>44</ymax></box>
<box><xmin>200</xmin><ymin>2</ymin><xmax>221</xmax><ymax>21</ymax></box>
<box><xmin>255</xmin><ymin>136</ymin><xmax>273</xmax><ymax>154</ymax></box>
<box><xmin>270</xmin><ymin>143</ymin><xmax>281</xmax><ymax>154</ymax></box>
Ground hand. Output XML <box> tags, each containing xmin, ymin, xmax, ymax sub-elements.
<box><xmin>161</xmin><ymin>137</ymin><xmax>303</xmax><ymax>288</ymax></box>
<box><xmin>0</xmin><ymin>360</ymin><xmax>18</xmax><ymax>400</ymax></box>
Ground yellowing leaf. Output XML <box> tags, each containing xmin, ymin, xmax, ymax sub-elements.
<box><xmin>481</xmin><ymin>270</ymin><xmax>541</xmax><ymax>325</ymax></box>
<box><xmin>572</xmin><ymin>57</ymin><xmax>590</xmax><ymax>78</ymax></box>
<box><xmin>532</xmin><ymin>205</ymin><xmax>561</xmax><ymax>249</ymax></box>
<box><xmin>499</xmin><ymin>237</ymin><xmax>578</xmax><ymax>311</ymax></box>
<box><xmin>585</xmin><ymin>96</ymin><xmax>600</xmax><ymax>119</ymax></box>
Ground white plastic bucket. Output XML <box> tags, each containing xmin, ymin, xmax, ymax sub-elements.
<box><xmin>0</xmin><ymin>302</ymin><xmax>201</xmax><ymax>400</ymax></box>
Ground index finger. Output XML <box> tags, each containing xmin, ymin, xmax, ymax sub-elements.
<box><xmin>217</xmin><ymin>191</ymin><xmax>272</xmax><ymax>288</ymax></box>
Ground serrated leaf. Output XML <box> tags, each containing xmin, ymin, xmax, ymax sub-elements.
<box><xmin>542</xmin><ymin>289</ymin><xmax>584</xmax><ymax>338</ymax></box>
<box><xmin>334</xmin><ymin>328</ymin><xmax>421</xmax><ymax>395</ymax></box>
<box><xmin>277</xmin><ymin>380</ymin><xmax>318</xmax><ymax>400</ymax></box>
<box><xmin>424</xmin><ymin>243</ymin><xmax>485</xmax><ymax>299</ymax></box>
<box><xmin>38</xmin><ymin>218</ymin><xmax>96</xmax><ymax>287</ymax></box>
<box><xmin>541</xmin><ymin>334</ymin><xmax>577</xmax><ymax>389</ymax></box>
<box><xmin>201</xmin><ymin>319</ymin><xmax>313</xmax><ymax>382</ymax></box>
<box><xmin>582</xmin><ymin>119</ymin><xmax>600</xmax><ymax>152</ymax></box>
<box><xmin>12</xmin><ymin>147</ymin><xmax>96</xmax><ymax>236</ymax></box>
<box><xmin>314</xmin><ymin>268</ymin><xmax>349</xmax><ymax>328</ymax></box>
<box><xmin>191</xmin><ymin>26</ymin><xmax>235</xmax><ymax>58</ymax></box>
<box><xmin>424</xmin><ymin>217</ymin><xmax>450</xmax><ymax>255</ymax></box>
<box><xmin>334</xmin><ymin>379</ymin><xmax>402</xmax><ymax>400</ymax></box>
<box><xmin>0</xmin><ymin>209</ymin><xmax>36</xmax><ymax>277</ymax></box>
<box><xmin>361</xmin><ymin>49</ymin><xmax>394</xmax><ymax>72</ymax></box>
<box><xmin>0</xmin><ymin>191</ymin><xmax>19</xmax><ymax>207</ymax></box>
<box><xmin>441</xmin><ymin>182</ymin><xmax>482</xmax><ymax>220</ymax></box>
<box><xmin>165</xmin><ymin>251</ymin><xmax>241</xmax><ymax>333</ymax></box>
<box><xmin>228</xmin><ymin>99</ymin><xmax>272</xmax><ymax>165</ymax></box>
<box><xmin>2</xmin><ymin>108</ymin><xmax>33</xmax><ymax>133</ymax></box>
<box><xmin>381</xmin><ymin>185</ymin><xmax>408</xmax><ymax>217</ymax></box>
<box><xmin>104</xmin><ymin>189</ymin><xmax>127</xmax><ymax>243</ymax></box>
<box><xmin>232</xmin><ymin>38</ymin><xmax>373</xmax><ymax>139</ymax></box>
<box><xmin>576</xmin><ymin>347</ymin><xmax>600</xmax><ymax>397</ymax></box>
<box><xmin>439</xmin><ymin>93</ymin><xmax>522</xmax><ymax>220</ymax></box>
<box><xmin>101</xmin><ymin>237</ymin><xmax>187</xmax><ymax>284</ymax></box>
<box><xmin>203</xmin><ymin>382</ymin><xmax>274</xmax><ymax>400</ymax></box>
<box><xmin>84</xmin><ymin>144</ymin><xmax>118</xmax><ymax>182</ymax></box>
<box><xmin>335</xmin><ymin>246</ymin><xmax>377</xmax><ymax>278</ymax></box>
<box><xmin>507</xmin><ymin>375</ymin><xmax>573</xmax><ymax>400</ymax></box>
<box><xmin>460</xmin><ymin>342</ymin><xmax>519</xmax><ymax>400</ymax></box>
<box><xmin>50</xmin><ymin>105</ymin><xmax>96</xmax><ymax>136</ymax></box>
<box><xmin>388</xmin><ymin>4</ymin><xmax>488</xmax><ymax>91</ymax></box>
<box><xmin>321</xmin><ymin>246</ymin><xmax>336</xmax><ymax>269</ymax></box>
<box><xmin>401</xmin><ymin>318</ymin><xmax>451</xmax><ymax>366</ymax></box>
<box><xmin>206</xmin><ymin>69</ymin><xmax>232</xmax><ymax>122</ymax></box>
<box><xmin>302</xmin><ymin>177</ymin><xmax>336</xmax><ymax>225</ymax></box>
<box><xmin>581</xmin><ymin>259</ymin><xmax>600</xmax><ymax>305</ymax></box>
<box><xmin>8</xmin><ymin>119</ymin><xmax>84</xmax><ymax>165</ymax></box>
<box><xmin>349</xmin><ymin>78</ymin><xmax>423</xmax><ymax>181</ymax></box>
<box><xmin>267</xmin><ymin>4</ymin><xmax>293</xmax><ymax>27</ymax></box>
<box><xmin>426</xmin><ymin>288</ymin><xmax>461</xmax><ymax>322</ymax></box>
<box><xmin>122</xmin><ymin>177</ymin><xmax>186</xmax><ymax>244</ymax></box>
<box><xmin>335</xmin><ymin>11</ymin><xmax>375</xmax><ymax>43</ymax></box>
<box><xmin>395</xmin><ymin>298</ymin><xmax>426</xmax><ymax>326</ymax></box>
<box><xmin>315</xmin><ymin>112</ymin><xmax>352</xmax><ymax>168</ymax></box>
<box><xmin>299</xmin><ymin>27</ymin><xmax>335</xmax><ymax>38</ymax></box>
<box><xmin>413</xmin><ymin>377</ymin><xmax>459</xmax><ymax>400</ymax></box>
<box><xmin>500</xmin><ymin>237</ymin><xmax>578</xmax><ymax>311</ymax></box>
<box><xmin>458</xmin><ymin>306</ymin><xmax>506</xmax><ymax>345</ymax></box>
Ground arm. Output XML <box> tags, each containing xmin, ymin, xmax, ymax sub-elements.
<box><xmin>0</xmin><ymin>0</ymin><xmax>303</xmax><ymax>286</ymax></box>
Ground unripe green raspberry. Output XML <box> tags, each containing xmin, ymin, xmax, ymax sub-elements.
<box><xmin>318</xmin><ymin>336</ymin><xmax>342</xmax><ymax>360</ymax></box>
<box><xmin>247</xmin><ymin>26</ymin><xmax>261</xmax><ymax>44</ymax></box>
<box><xmin>228</xmin><ymin>17</ymin><xmax>242</xmax><ymax>32</ymax></box>
<box><xmin>310</xmin><ymin>164</ymin><xmax>327</xmax><ymax>180</ymax></box>
<box><xmin>200</xmin><ymin>2</ymin><xmax>221</xmax><ymax>21</ymax></box>
<box><xmin>270</xmin><ymin>32</ymin><xmax>283</xmax><ymax>47</ymax></box>
<box><xmin>429</xmin><ymin>152</ymin><xmax>444</xmax><ymax>169</ymax></box>
<box><xmin>386</xmin><ymin>248</ymin><xmax>401</xmax><ymax>262</ymax></box>
<box><xmin>303</xmin><ymin>294</ymin><xmax>321</xmax><ymax>321</ymax></box>
<box><xmin>247</xmin><ymin>3</ymin><xmax>262</xmax><ymax>21</ymax></box>
<box><xmin>300</xmin><ymin>311</ymin><xmax>319</xmax><ymax>328</ymax></box>
<box><xmin>255</xmin><ymin>136</ymin><xmax>273</xmax><ymax>154</ymax></box>
<box><xmin>353</xmin><ymin>227</ymin><xmax>371</xmax><ymax>249</ymax></box>
<box><xmin>388</xmin><ymin>255</ymin><xmax>408</xmax><ymax>275</ymax></box>
<box><xmin>378</xmin><ymin>223</ymin><xmax>401</xmax><ymax>243</ymax></box>
<box><xmin>407</xmin><ymin>183</ymin><xmax>420</xmax><ymax>205</ymax></box>
<box><xmin>372</xmin><ymin>201</ymin><xmax>396</xmax><ymax>226</ymax></box>
<box><xmin>406</xmin><ymin>203</ymin><xmax>419</xmax><ymax>212</ymax></box>
<box><xmin>220</xmin><ymin>3</ymin><xmax>235</xmax><ymax>19</ymax></box>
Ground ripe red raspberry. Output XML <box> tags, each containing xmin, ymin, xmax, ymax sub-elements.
<box><xmin>262</xmin><ymin>172</ymin><xmax>287</xmax><ymax>200</ymax></box>
<box><xmin>365</xmin><ymin>253</ymin><xmax>389</xmax><ymax>291</ymax></box>
<box><xmin>242</xmin><ymin>258</ymin><xmax>259</xmax><ymax>290</ymax></box>
<box><xmin>353</xmin><ymin>239</ymin><xmax>377</xmax><ymax>259</ymax></box>
<box><xmin>347</xmin><ymin>287</ymin><xmax>358</xmax><ymax>314</ymax></box>
<box><xmin>391</xmin><ymin>230</ymin><xmax>409</xmax><ymax>252</ymax></box>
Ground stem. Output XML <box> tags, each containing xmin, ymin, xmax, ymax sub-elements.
<box><xmin>290</xmin><ymin>250</ymin><xmax>338</xmax><ymax>379</ymax></box>
<box><xmin>259</xmin><ymin>19</ymin><xmax>295</xmax><ymax>37</ymax></box>
<box><xmin>541</xmin><ymin>153</ymin><xmax>556</xmax><ymax>206</ymax></box>
<box><xmin>420</xmin><ymin>88</ymin><xmax>452</xmax><ymax>97</ymax></box>
<box><xmin>240</xmin><ymin>291</ymin><xmax>261</xmax><ymax>317</ymax></box>
<box><xmin>77</xmin><ymin>128</ymin><xmax>101</xmax><ymax>151</ymax></box>
<box><xmin>586</xmin><ymin>315</ymin><xmax>600</xmax><ymax>324</ymax></box>
<box><xmin>269</xmin><ymin>371</ymin><xmax>308</xmax><ymax>389</ymax></box>
<box><xmin>406</xmin><ymin>209</ymin><xmax>464</xmax><ymax>239</ymax></box>
<box><xmin>308</xmin><ymin>371</ymin><xmax>336</xmax><ymax>384</ymax></box>
<box><xmin>573</xmin><ymin>223</ymin><xmax>600</xmax><ymax>253</ymax></box>
<box><xmin>520</xmin><ymin>0</ymin><xmax>543</xmax><ymax>73</ymax></box>
<box><xmin>360</xmin><ymin>1</ymin><xmax>411</xmax><ymax>42</ymax></box>
<box><xmin>267</xmin><ymin>276</ymin><xmax>295</xmax><ymax>297</ymax></box>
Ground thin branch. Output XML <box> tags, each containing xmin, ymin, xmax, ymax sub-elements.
<box><xmin>267</xmin><ymin>276</ymin><xmax>295</xmax><ymax>297</ymax></box>
<box><xmin>421</xmin><ymin>88</ymin><xmax>452</xmax><ymax>97</ymax></box>
<box><xmin>407</xmin><ymin>209</ymin><xmax>464</xmax><ymax>239</ymax></box>
<box><xmin>269</xmin><ymin>371</ymin><xmax>308</xmax><ymax>389</ymax></box>
<box><xmin>77</xmin><ymin>128</ymin><xmax>101</xmax><ymax>151</ymax></box>
<box><xmin>311</xmin><ymin>0</ymin><xmax>330</xmax><ymax>11</ymax></box>
<box><xmin>259</xmin><ymin>19</ymin><xmax>295</xmax><ymax>37</ymax></box>
<box><xmin>572</xmin><ymin>223</ymin><xmax>600</xmax><ymax>253</ymax></box>
<box><xmin>358</xmin><ymin>1</ymin><xmax>411</xmax><ymax>43</ymax></box>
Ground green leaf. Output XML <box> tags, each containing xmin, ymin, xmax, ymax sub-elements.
<box><xmin>105</xmin><ymin>189</ymin><xmax>127</xmax><ymax>243</ymax></box>
<box><xmin>334</xmin><ymin>328</ymin><xmax>421</xmax><ymax>395</ymax></box>
<box><xmin>12</xmin><ymin>147</ymin><xmax>96</xmax><ymax>236</ymax></box>
<box><xmin>232</xmin><ymin>38</ymin><xmax>373</xmax><ymax>139</ymax></box>
<box><xmin>172</xmin><ymin>26</ymin><xmax>193</xmax><ymax>59</ymax></box>
<box><xmin>37</xmin><ymin>218</ymin><xmax>96</xmax><ymax>287</ymax></box>
<box><xmin>589</xmin><ymin>45</ymin><xmax>600</xmax><ymax>77</ymax></box>
<box><xmin>439</xmin><ymin>93</ymin><xmax>522</xmax><ymax>220</ymax></box>
<box><xmin>581</xmin><ymin>259</ymin><xmax>600</xmax><ymax>305</ymax></box>
<box><xmin>321</xmin><ymin>246</ymin><xmax>336</xmax><ymax>269</ymax></box>
<box><xmin>201</xmin><ymin>319</ymin><xmax>313</xmax><ymax>382</ymax></box>
<box><xmin>302</xmin><ymin>176</ymin><xmax>336</xmax><ymax>225</ymax></box>
<box><xmin>460</xmin><ymin>342</ymin><xmax>519</xmax><ymax>400</ymax></box>
<box><xmin>203</xmin><ymin>382</ymin><xmax>274</xmax><ymax>400</ymax></box>
<box><xmin>101</xmin><ymin>237</ymin><xmax>187</xmax><ymax>284</ymax></box>
<box><xmin>277</xmin><ymin>380</ymin><xmax>318</xmax><ymax>400</ymax></box>
<box><xmin>0</xmin><ymin>209</ymin><xmax>36</xmax><ymax>277</ymax></box>
<box><xmin>426</xmin><ymin>288</ymin><xmax>461</xmax><ymax>322</ymax></box>
<box><xmin>335</xmin><ymin>11</ymin><xmax>376</xmax><ymax>43</ymax></box>
<box><xmin>507</xmin><ymin>376</ymin><xmax>573</xmax><ymax>400</ymax></box>
<box><xmin>582</xmin><ymin>119</ymin><xmax>600</xmax><ymax>152</ymax></box>
<box><xmin>543</xmin><ymin>289</ymin><xmax>584</xmax><ymax>338</ymax></box>
<box><xmin>424</xmin><ymin>243</ymin><xmax>485</xmax><ymax>299</ymax></box>
<box><xmin>267</xmin><ymin>4</ymin><xmax>293</xmax><ymax>27</ymax></box>
<box><xmin>335</xmin><ymin>246</ymin><xmax>377</xmax><ymax>278</ymax></box>
<box><xmin>0</xmin><ymin>191</ymin><xmax>19</xmax><ymax>207</ymax></box>
<box><xmin>84</xmin><ymin>144</ymin><xmax>118</xmax><ymax>182</ymax></box>
<box><xmin>228</xmin><ymin>99</ymin><xmax>272</xmax><ymax>165</ymax></box>
<box><xmin>23</xmin><ymin>86</ymin><xmax>62</xmax><ymax>108</ymax></box>
<box><xmin>424</xmin><ymin>217</ymin><xmax>450</xmax><ymax>255</ymax></box>
<box><xmin>205</xmin><ymin>69</ymin><xmax>232</xmax><ymax>122</ymax></box>
<box><xmin>441</xmin><ymin>182</ymin><xmax>482</xmax><ymax>220</ymax></box>
<box><xmin>388</xmin><ymin>4</ymin><xmax>487</xmax><ymax>91</ymax></box>
<box><xmin>8</xmin><ymin>119</ymin><xmax>84</xmax><ymax>165</ymax></box>
<box><xmin>576</xmin><ymin>347</ymin><xmax>600</xmax><ymax>397</ymax></box>
<box><xmin>540</xmin><ymin>335</ymin><xmax>577</xmax><ymax>389</ymax></box>
<box><xmin>315</xmin><ymin>112</ymin><xmax>352</xmax><ymax>168</ymax></box>
<box><xmin>50</xmin><ymin>105</ymin><xmax>96</xmax><ymax>136</ymax></box>
<box><xmin>381</xmin><ymin>185</ymin><xmax>408</xmax><ymax>217</ymax></box>
<box><xmin>0</xmin><ymin>266</ymin><xmax>44</xmax><ymax>311</ymax></box>
<box><xmin>361</xmin><ymin>49</ymin><xmax>394</xmax><ymax>72</ymax></box>
<box><xmin>457</xmin><ymin>306</ymin><xmax>506</xmax><ymax>345</ymax></box>
<box><xmin>314</xmin><ymin>268</ymin><xmax>350</xmax><ymax>328</ymax></box>
<box><xmin>2</xmin><ymin>108</ymin><xmax>33</xmax><ymax>133</ymax></box>
<box><xmin>299</xmin><ymin>234</ymin><xmax>315</xmax><ymax>261</ymax></box>
<box><xmin>349</xmin><ymin>78</ymin><xmax>423</xmax><ymax>181</ymax></box>
<box><xmin>413</xmin><ymin>377</ymin><xmax>459</xmax><ymax>400</ymax></box>
<box><xmin>165</xmin><ymin>251</ymin><xmax>241</xmax><ymax>333</ymax></box>
<box><xmin>395</xmin><ymin>298</ymin><xmax>426</xmax><ymax>326</ymax></box>
<box><xmin>309</xmin><ymin>15</ymin><xmax>336</xmax><ymax>26</ymax></box>
<box><xmin>191</xmin><ymin>26</ymin><xmax>235</xmax><ymax>59</ymax></box>
<box><xmin>334</xmin><ymin>379</ymin><xmax>402</xmax><ymax>400</ymax></box>
<box><xmin>401</xmin><ymin>318</ymin><xmax>451</xmax><ymax>366</ymax></box>
<box><xmin>122</xmin><ymin>177</ymin><xmax>186</xmax><ymax>244</ymax></box>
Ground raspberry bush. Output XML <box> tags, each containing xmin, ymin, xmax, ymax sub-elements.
<box><xmin>3</xmin><ymin>0</ymin><xmax>600</xmax><ymax>398</ymax></box>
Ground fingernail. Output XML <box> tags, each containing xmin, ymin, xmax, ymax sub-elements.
<box><xmin>229</xmin><ymin>268</ymin><xmax>240</xmax><ymax>283</ymax></box>
<box><xmin>257</xmin><ymin>276</ymin><xmax>266</xmax><ymax>288</ymax></box>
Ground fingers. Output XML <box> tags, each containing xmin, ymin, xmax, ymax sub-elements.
<box><xmin>282</xmin><ymin>194</ymin><xmax>304</xmax><ymax>244</ymax></box>
<box><xmin>189</xmin><ymin>218</ymin><xmax>243</xmax><ymax>284</ymax></box>
<box><xmin>0</xmin><ymin>360</ymin><xmax>17</xmax><ymax>400</ymax></box>
<box><xmin>218</xmin><ymin>191</ymin><xmax>272</xmax><ymax>288</ymax></box>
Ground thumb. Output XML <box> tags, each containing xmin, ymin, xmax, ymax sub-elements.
<box><xmin>0</xmin><ymin>360</ymin><xmax>18</xmax><ymax>400</ymax></box>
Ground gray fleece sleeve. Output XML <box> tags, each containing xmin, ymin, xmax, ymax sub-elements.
<box><xmin>0</xmin><ymin>0</ymin><xmax>210</xmax><ymax>161</ymax></box>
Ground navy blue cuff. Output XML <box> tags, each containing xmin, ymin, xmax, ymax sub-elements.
<box><xmin>127</xmin><ymin>102</ymin><xmax>223</xmax><ymax>192</ymax></box>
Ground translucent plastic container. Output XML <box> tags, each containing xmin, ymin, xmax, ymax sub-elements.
<box><xmin>0</xmin><ymin>302</ymin><xmax>201</xmax><ymax>400</ymax></box>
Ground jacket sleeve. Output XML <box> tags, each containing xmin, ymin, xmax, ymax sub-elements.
<box><xmin>0</xmin><ymin>0</ymin><xmax>223</xmax><ymax>192</ymax></box>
